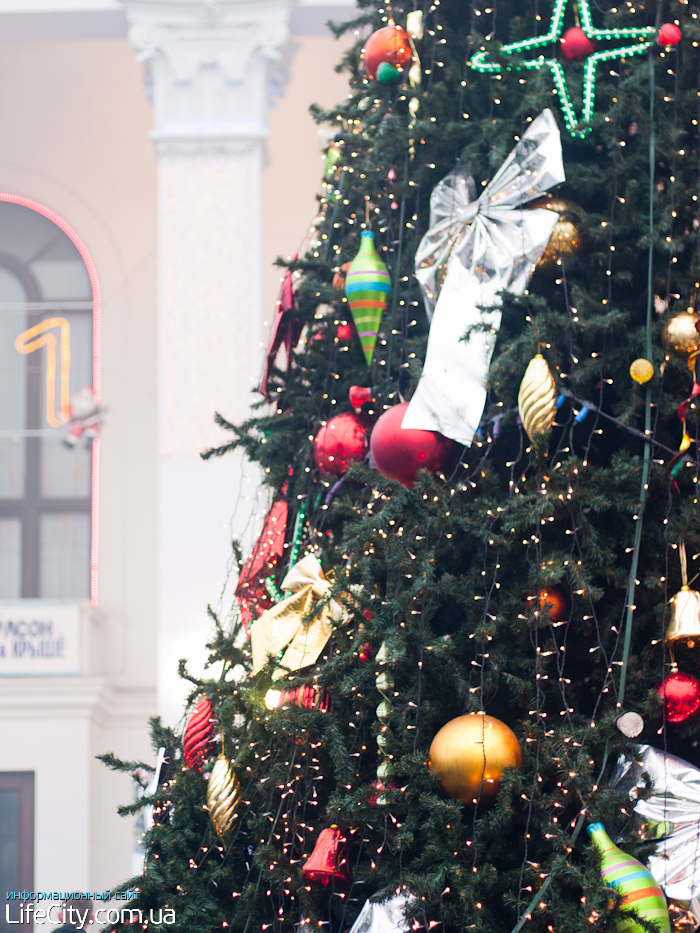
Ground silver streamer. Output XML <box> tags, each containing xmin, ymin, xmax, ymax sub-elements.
<box><xmin>611</xmin><ymin>744</ymin><xmax>700</xmax><ymax>902</ymax></box>
<box><xmin>349</xmin><ymin>893</ymin><xmax>414</xmax><ymax>933</ymax></box>
<box><xmin>404</xmin><ymin>109</ymin><xmax>565</xmax><ymax>446</ymax></box>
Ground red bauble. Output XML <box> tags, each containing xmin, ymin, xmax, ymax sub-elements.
<box><xmin>658</xmin><ymin>23</ymin><xmax>682</xmax><ymax>47</ymax></box>
<box><xmin>359</xmin><ymin>642</ymin><xmax>374</xmax><ymax>662</ymax></box>
<box><xmin>560</xmin><ymin>27</ymin><xmax>597</xmax><ymax>61</ymax></box>
<box><xmin>369</xmin><ymin>402</ymin><xmax>457</xmax><ymax>488</ymax></box>
<box><xmin>363</xmin><ymin>25</ymin><xmax>413</xmax><ymax>80</ymax></box>
<box><xmin>337</xmin><ymin>320</ymin><xmax>356</xmax><ymax>342</ymax></box>
<box><xmin>314</xmin><ymin>412</ymin><xmax>370</xmax><ymax>475</ymax></box>
<box><xmin>658</xmin><ymin>671</ymin><xmax>700</xmax><ymax>725</ymax></box>
<box><xmin>368</xmin><ymin>779</ymin><xmax>399</xmax><ymax>806</ymax></box>
<box><xmin>527</xmin><ymin>587</ymin><xmax>567</xmax><ymax>623</ymax></box>
<box><xmin>301</xmin><ymin>827</ymin><xmax>353</xmax><ymax>887</ymax></box>
<box><xmin>183</xmin><ymin>697</ymin><xmax>215</xmax><ymax>771</ymax></box>
<box><xmin>349</xmin><ymin>385</ymin><xmax>374</xmax><ymax>409</ymax></box>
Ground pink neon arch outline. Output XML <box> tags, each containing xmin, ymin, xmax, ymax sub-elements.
<box><xmin>0</xmin><ymin>192</ymin><xmax>101</xmax><ymax>606</ymax></box>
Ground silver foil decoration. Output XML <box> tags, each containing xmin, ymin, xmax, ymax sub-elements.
<box><xmin>349</xmin><ymin>893</ymin><xmax>414</xmax><ymax>933</ymax></box>
<box><xmin>404</xmin><ymin>109</ymin><xmax>565</xmax><ymax>446</ymax></box>
<box><xmin>611</xmin><ymin>744</ymin><xmax>700</xmax><ymax>902</ymax></box>
<box><xmin>143</xmin><ymin>746</ymin><xmax>166</xmax><ymax>832</ymax></box>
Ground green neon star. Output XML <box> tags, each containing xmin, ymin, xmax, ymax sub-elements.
<box><xmin>470</xmin><ymin>0</ymin><xmax>655</xmax><ymax>137</ymax></box>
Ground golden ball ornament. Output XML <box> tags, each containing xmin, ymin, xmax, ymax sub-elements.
<box><xmin>663</xmin><ymin>311</ymin><xmax>700</xmax><ymax>359</ymax></box>
<box><xmin>630</xmin><ymin>358</ymin><xmax>654</xmax><ymax>384</ymax></box>
<box><xmin>428</xmin><ymin>713</ymin><xmax>523</xmax><ymax>807</ymax></box>
<box><xmin>528</xmin><ymin>197</ymin><xmax>587</xmax><ymax>271</ymax></box>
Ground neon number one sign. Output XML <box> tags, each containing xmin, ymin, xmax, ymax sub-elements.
<box><xmin>15</xmin><ymin>317</ymin><xmax>71</xmax><ymax>427</ymax></box>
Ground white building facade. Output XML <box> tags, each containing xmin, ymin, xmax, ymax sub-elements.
<box><xmin>0</xmin><ymin>0</ymin><xmax>353</xmax><ymax>902</ymax></box>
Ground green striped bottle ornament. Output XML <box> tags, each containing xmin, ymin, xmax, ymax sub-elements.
<box><xmin>587</xmin><ymin>822</ymin><xmax>670</xmax><ymax>933</ymax></box>
<box><xmin>344</xmin><ymin>230</ymin><xmax>391</xmax><ymax>365</ymax></box>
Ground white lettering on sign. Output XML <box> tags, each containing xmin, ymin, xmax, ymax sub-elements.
<box><xmin>0</xmin><ymin>602</ymin><xmax>81</xmax><ymax>674</ymax></box>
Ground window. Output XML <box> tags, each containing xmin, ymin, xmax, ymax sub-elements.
<box><xmin>0</xmin><ymin>197</ymin><xmax>100</xmax><ymax>602</ymax></box>
<box><xmin>0</xmin><ymin>772</ymin><xmax>33</xmax><ymax>933</ymax></box>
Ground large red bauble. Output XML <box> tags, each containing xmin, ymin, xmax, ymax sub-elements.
<box><xmin>560</xmin><ymin>27</ymin><xmax>597</xmax><ymax>61</ymax></box>
<box><xmin>658</xmin><ymin>23</ymin><xmax>682</xmax><ymax>47</ymax></box>
<box><xmin>658</xmin><ymin>671</ymin><xmax>700</xmax><ymax>725</ymax></box>
<box><xmin>313</xmin><ymin>412</ymin><xmax>370</xmax><ymax>475</ymax></box>
<box><xmin>363</xmin><ymin>25</ymin><xmax>413</xmax><ymax>80</ymax></box>
<box><xmin>369</xmin><ymin>402</ymin><xmax>457</xmax><ymax>488</ymax></box>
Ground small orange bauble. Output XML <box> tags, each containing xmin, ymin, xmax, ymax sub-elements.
<box><xmin>363</xmin><ymin>26</ymin><xmax>413</xmax><ymax>80</ymax></box>
<box><xmin>527</xmin><ymin>587</ymin><xmax>567</xmax><ymax>623</ymax></box>
<box><xmin>332</xmin><ymin>262</ymin><xmax>351</xmax><ymax>291</ymax></box>
<box><xmin>428</xmin><ymin>713</ymin><xmax>522</xmax><ymax>807</ymax></box>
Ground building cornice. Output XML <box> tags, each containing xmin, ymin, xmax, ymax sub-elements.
<box><xmin>0</xmin><ymin>676</ymin><xmax>156</xmax><ymax>726</ymax></box>
<box><xmin>124</xmin><ymin>0</ymin><xmax>295</xmax><ymax>141</ymax></box>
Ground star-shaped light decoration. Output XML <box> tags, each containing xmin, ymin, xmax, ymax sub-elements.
<box><xmin>470</xmin><ymin>0</ymin><xmax>656</xmax><ymax>137</ymax></box>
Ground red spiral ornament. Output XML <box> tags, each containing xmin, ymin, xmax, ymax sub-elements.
<box><xmin>183</xmin><ymin>697</ymin><xmax>215</xmax><ymax>771</ymax></box>
<box><xmin>280</xmin><ymin>684</ymin><xmax>331</xmax><ymax>713</ymax></box>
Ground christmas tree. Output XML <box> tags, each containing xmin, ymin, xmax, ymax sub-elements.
<box><xmin>103</xmin><ymin>2</ymin><xmax>700</xmax><ymax>933</ymax></box>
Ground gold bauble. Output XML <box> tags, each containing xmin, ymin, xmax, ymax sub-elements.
<box><xmin>630</xmin><ymin>358</ymin><xmax>654</xmax><ymax>384</ymax></box>
<box><xmin>428</xmin><ymin>713</ymin><xmax>522</xmax><ymax>808</ymax></box>
<box><xmin>518</xmin><ymin>354</ymin><xmax>557</xmax><ymax>443</ymax></box>
<box><xmin>207</xmin><ymin>754</ymin><xmax>240</xmax><ymax>840</ymax></box>
<box><xmin>529</xmin><ymin>197</ymin><xmax>587</xmax><ymax>271</ymax></box>
<box><xmin>664</xmin><ymin>311</ymin><xmax>700</xmax><ymax>359</ymax></box>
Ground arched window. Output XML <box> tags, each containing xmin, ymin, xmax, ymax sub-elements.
<box><xmin>0</xmin><ymin>196</ymin><xmax>100</xmax><ymax>603</ymax></box>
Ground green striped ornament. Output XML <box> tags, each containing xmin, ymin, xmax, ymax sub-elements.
<box><xmin>344</xmin><ymin>230</ymin><xmax>391</xmax><ymax>365</ymax></box>
<box><xmin>588</xmin><ymin>822</ymin><xmax>670</xmax><ymax>933</ymax></box>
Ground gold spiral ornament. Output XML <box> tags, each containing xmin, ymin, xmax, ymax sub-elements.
<box><xmin>518</xmin><ymin>354</ymin><xmax>557</xmax><ymax>443</ymax></box>
<box><xmin>207</xmin><ymin>754</ymin><xmax>240</xmax><ymax>840</ymax></box>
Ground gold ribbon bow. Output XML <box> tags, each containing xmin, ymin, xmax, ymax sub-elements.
<box><xmin>251</xmin><ymin>554</ymin><xmax>349</xmax><ymax>680</ymax></box>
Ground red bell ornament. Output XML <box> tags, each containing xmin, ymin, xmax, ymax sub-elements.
<box><xmin>183</xmin><ymin>697</ymin><xmax>215</xmax><ymax>771</ymax></box>
<box><xmin>363</xmin><ymin>25</ymin><xmax>413</xmax><ymax>81</ymax></box>
<box><xmin>559</xmin><ymin>26</ymin><xmax>597</xmax><ymax>61</ymax></box>
<box><xmin>313</xmin><ymin>412</ymin><xmax>370</xmax><ymax>476</ymax></box>
<box><xmin>658</xmin><ymin>671</ymin><xmax>700</xmax><ymax>725</ymax></box>
<box><xmin>658</xmin><ymin>23</ymin><xmax>681</xmax><ymax>47</ymax></box>
<box><xmin>369</xmin><ymin>402</ymin><xmax>457</xmax><ymax>488</ymax></box>
<box><xmin>300</xmin><ymin>826</ymin><xmax>353</xmax><ymax>887</ymax></box>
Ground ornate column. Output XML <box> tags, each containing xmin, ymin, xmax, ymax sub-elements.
<box><xmin>125</xmin><ymin>0</ymin><xmax>294</xmax><ymax>722</ymax></box>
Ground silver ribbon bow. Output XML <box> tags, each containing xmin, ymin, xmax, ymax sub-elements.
<box><xmin>611</xmin><ymin>744</ymin><xmax>700</xmax><ymax>902</ymax></box>
<box><xmin>404</xmin><ymin>109</ymin><xmax>565</xmax><ymax>446</ymax></box>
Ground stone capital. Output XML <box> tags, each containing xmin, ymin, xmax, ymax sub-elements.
<box><xmin>124</xmin><ymin>0</ymin><xmax>295</xmax><ymax>143</ymax></box>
